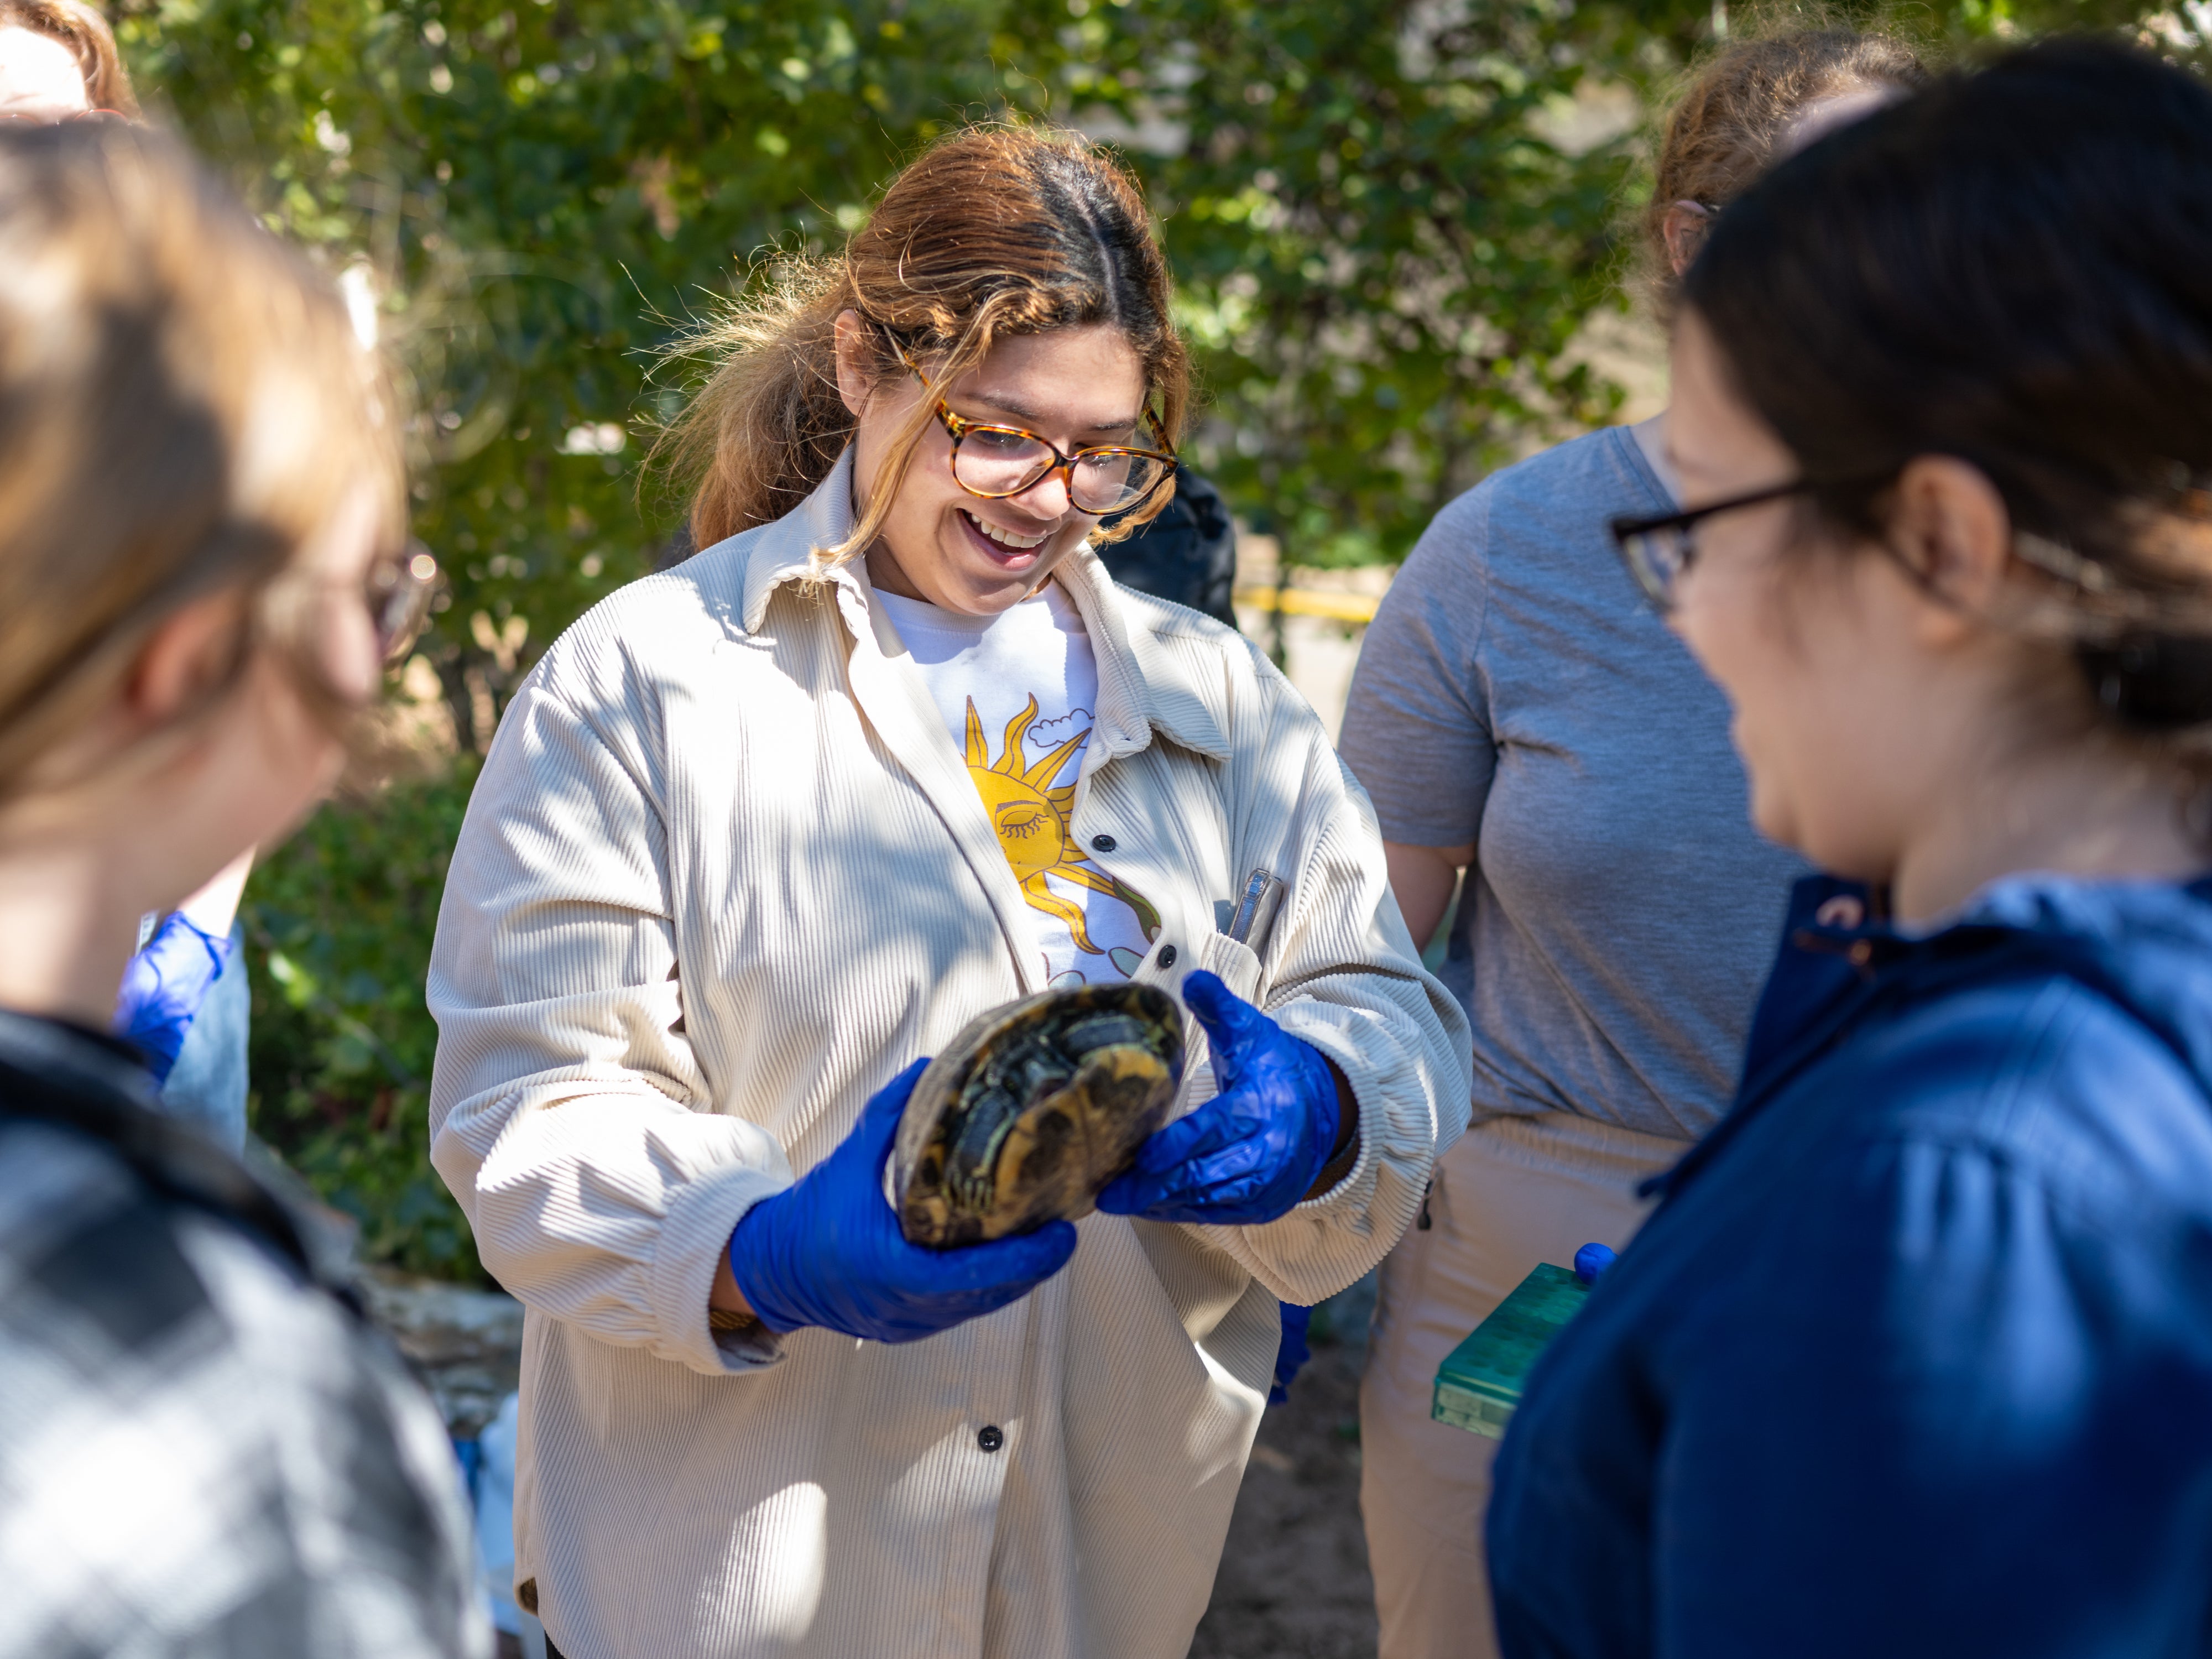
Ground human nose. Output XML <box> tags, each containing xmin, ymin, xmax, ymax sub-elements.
<box><xmin>1014</xmin><ymin>462</ymin><xmax>1076</xmax><ymax>521</ymax></box>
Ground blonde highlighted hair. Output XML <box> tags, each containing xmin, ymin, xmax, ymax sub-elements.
<box><xmin>652</xmin><ymin>124</ymin><xmax>1189</xmax><ymax>564</ymax></box>
<box><xmin>0</xmin><ymin>122</ymin><xmax>403</xmax><ymax>800</ymax></box>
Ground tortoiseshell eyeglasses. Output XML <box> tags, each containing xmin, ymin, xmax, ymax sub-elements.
<box><xmin>881</xmin><ymin>332</ymin><xmax>1176</xmax><ymax>516</ymax></box>
<box><xmin>927</xmin><ymin>397</ymin><xmax>1177</xmax><ymax>517</ymax></box>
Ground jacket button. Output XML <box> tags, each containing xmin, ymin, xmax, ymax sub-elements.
<box><xmin>1815</xmin><ymin>895</ymin><xmax>1865</xmax><ymax>929</ymax></box>
<box><xmin>1091</xmin><ymin>834</ymin><xmax>1118</xmax><ymax>853</ymax></box>
<box><xmin>1157</xmin><ymin>945</ymin><xmax>1178</xmax><ymax>968</ymax></box>
<box><xmin>977</xmin><ymin>1425</ymin><xmax>1005</xmax><ymax>1453</ymax></box>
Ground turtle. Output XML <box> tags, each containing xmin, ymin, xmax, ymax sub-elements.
<box><xmin>893</xmin><ymin>981</ymin><xmax>1186</xmax><ymax>1249</ymax></box>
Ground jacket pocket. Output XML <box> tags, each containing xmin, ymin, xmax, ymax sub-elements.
<box><xmin>1129</xmin><ymin>927</ymin><xmax>1261</xmax><ymax>1006</ymax></box>
<box><xmin>1197</xmin><ymin>929</ymin><xmax>1264</xmax><ymax>1005</ymax></box>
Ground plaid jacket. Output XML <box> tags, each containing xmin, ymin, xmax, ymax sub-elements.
<box><xmin>0</xmin><ymin>1009</ymin><xmax>488</xmax><ymax>1657</ymax></box>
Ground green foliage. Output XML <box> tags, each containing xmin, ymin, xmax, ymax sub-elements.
<box><xmin>119</xmin><ymin>0</ymin><xmax>1083</xmax><ymax>750</ymax></box>
<box><xmin>1081</xmin><ymin>0</ymin><xmax>2203</xmax><ymax>566</ymax></box>
<box><xmin>1058</xmin><ymin>2</ymin><xmax>1677</xmax><ymax>566</ymax></box>
<box><xmin>117</xmin><ymin>0</ymin><xmax>2193</xmax><ymax>609</ymax></box>
<box><xmin>244</xmin><ymin>765</ymin><xmax>482</xmax><ymax>1281</ymax></box>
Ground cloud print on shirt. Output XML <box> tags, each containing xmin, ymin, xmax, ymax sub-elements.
<box><xmin>1026</xmin><ymin>709</ymin><xmax>1094</xmax><ymax>753</ymax></box>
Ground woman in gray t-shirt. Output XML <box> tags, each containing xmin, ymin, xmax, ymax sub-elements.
<box><xmin>1339</xmin><ymin>30</ymin><xmax>1927</xmax><ymax>1659</ymax></box>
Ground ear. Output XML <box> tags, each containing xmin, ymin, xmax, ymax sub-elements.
<box><xmin>1885</xmin><ymin>456</ymin><xmax>2014</xmax><ymax>643</ymax></box>
<box><xmin>1662</xmin><ymin>202</ymin><xmax>1711</xmax><ymax>278</ymax></box>
<box><xmin>123</xmin><ymin>588</ymin><xmax>251</xmax><ymax>729</ymax></box>
<box><xmin>832</xmin><ymin>309</ymin><xmax>879</xmax><ymax>422</ymax></box>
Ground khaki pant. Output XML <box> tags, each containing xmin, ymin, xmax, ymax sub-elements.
<box><xmin>1359</xmin><ymin>1110</ymin><xmax>1686</xmax><ymax>1659</ymax></box>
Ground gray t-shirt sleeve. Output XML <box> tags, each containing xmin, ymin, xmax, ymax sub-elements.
<box><xmin>1339</xmin><ymin>488</ymin><xmax>1496</xmax><ymax>849</ymax></box>
<box><xmin>1332</xmin><ymin>426</ymin><xmax>1805</xmax><ymax>1138</ymax></box>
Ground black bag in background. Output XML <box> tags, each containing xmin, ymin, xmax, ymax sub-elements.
<box><xmin>1095</xmin><ymin>466</ymin><xmax>1238</xmax><ymax>629</ymax></box>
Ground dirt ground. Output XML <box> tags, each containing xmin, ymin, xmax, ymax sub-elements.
<box><xmin>1189</xmin><ymin>1278</ymin><xmax>1381</xmax><ymax>1659</ymax></box>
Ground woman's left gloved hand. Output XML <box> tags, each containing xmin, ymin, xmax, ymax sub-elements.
<box><xmin>1096</xmin><ymin>971</ymin><xmax>1352</xmax><ymax>1227</ymax></box>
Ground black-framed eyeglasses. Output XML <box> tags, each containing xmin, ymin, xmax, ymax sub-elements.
<box><xmin>1609</xmin><ymin>479</ymin><xmax>1810</xmax><ymax>612</ymax></box>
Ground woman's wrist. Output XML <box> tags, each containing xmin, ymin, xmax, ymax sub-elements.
<box><xmin>1301</xmin><ymin>1058</ymin><xmax>1361</xmax><ymax>1201</ymax></box>
<box><xmin>710</xmin><ymin>1249</ymin><xmax>756</xmax><ymax>1321</ymax></box>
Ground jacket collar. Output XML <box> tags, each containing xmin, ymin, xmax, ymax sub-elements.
<box><xmin>714</xmin><ymin>449</ymin><xmax>1231</xmax><ymax>764</ymax></box>
<box><xmin>1639</xmin><ymin>875</ymin><xmax>1890</xmax><ymax>1203</ymax></box>
<box><xmin>731</xmin><ymin>447</ymin><xmax>867</xmax><ymax>636</ymax></box>
<box><xmin>1049</xmin><ymin>543</ymin><xmax>1232</xmax><ymax>764</ymax></box>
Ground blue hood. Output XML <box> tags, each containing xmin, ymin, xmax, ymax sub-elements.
<box><xmin>1662</xmin><ymin>867</ymin><xmax>2212</xmax><ymax>1204</ymax></box>
<box><xmin>1948</xmin><ymin>870</ymin><xmax>2212</xmax><ymax>1096</ymax></box>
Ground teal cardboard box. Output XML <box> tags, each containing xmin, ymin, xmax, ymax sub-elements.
<box><xmin>1432</xmin><ymin>1262</ymin><xmax>1591</xmax><ymax>1439</ymax></box>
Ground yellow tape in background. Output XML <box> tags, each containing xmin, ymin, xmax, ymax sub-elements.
<box><xmin>1231</xmin><ymin>585</ymin><xmax>1381</xmax><ymax>625</ymax></box>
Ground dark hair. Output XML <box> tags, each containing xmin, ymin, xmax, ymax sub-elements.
<box><xmin>1643</xmin><ymin>20</ymin><xmax>1928</xmax><ymax>311</ymax></box>
<box><xmin>1685</xmin><ymin>38</ymin><xmax>2212</xmax><ymax>741</ymax></box>
<box><xmin>653</xmin><ymin>124</ymin><xmax>1187</xmax><ymax>558</ymax></box>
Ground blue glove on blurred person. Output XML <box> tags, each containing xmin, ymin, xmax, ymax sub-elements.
<box><xmin>1269</xmin><ymin>1302</ymin><xmax>1314</xmax><ymax>1407</ymax></box>
<box><xmin>727</xmin><ymin>1060</ymin><xmax>1080</xmax><ymax>1344</ymax></box>
<box><xmin>114</xmin><ymin>911</ymin><xmax>236</xmax><ymax>1086</ymax></box>
<box><xmin>1097</xmin><ymin>971</ymin><xmax>1350</xmax><ymax>1227</ymax></box>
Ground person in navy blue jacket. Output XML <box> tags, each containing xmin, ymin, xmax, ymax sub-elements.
<box><xmin>1486</xmin><ymin>39</ymin><xmax>2212</xmax><ymax>1659</ymax></box>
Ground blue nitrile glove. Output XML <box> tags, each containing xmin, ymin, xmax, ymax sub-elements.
<box><xmin>727</xmin><ymin>1059</ymin><xmax>1080</xmax><ymax>1344</ymax></box>
<box><xmin>1095</xmin><ymin>971</ymin><xmax>1345</xmax><ymax>1227</ymax></box>
<box><xmin>1269</xmin><ymin>1302</ymin><xmax>1313</xmax><ymax>1407</ymax></box>
<box><xmin>114</xmin><ymin>912</ymin><xmax>236</xmax><ymax>1086</ymax></box>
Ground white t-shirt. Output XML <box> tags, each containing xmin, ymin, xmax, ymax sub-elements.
<box><xmin>877</xmin><ymin>583</ymin><xmax>1161</xmax><ymax>989</ymax></box>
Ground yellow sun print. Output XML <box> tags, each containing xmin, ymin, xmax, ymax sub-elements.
<box><xmin>964</xmin><ymin>695</ymin><xmax>1160</xmax><ymax>956</ymax></box>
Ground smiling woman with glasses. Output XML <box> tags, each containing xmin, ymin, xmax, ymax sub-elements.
<box><xmin>427</xmin><ymin>123</ymin><xmax>1469</xmax><ymax>1659</ymax></box>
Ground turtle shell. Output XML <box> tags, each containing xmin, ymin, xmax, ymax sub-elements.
<box><xmin>893</xmin><ymin>982</ymin><xmax>1185</xmax><ymax>1249</ymax></box>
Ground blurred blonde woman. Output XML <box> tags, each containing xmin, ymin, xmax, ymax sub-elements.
<box><xmin>0</xmin><ymin>0</ymin><xmax>257</xmax><ymax>1152</ymax></box>
<box><xmin>1342</xmin><ymin>26</ymin><xmax>1927</xmax><ymax>1657</ymax></box>
<box><xmin>427</xmin><ymin>125</ymin><xmax>1469</xmax><ymax>1658</ymax></box>
<box><xmin>0</xmin><ymin>122</ymin><xmax>482</xmax><ymax>1657</ymax></box>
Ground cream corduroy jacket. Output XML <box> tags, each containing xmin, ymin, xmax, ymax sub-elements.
<box><xmin>426</xmin><ymin>452</ymin><xmax>1472</xmax><ymax>1659</ymax></box>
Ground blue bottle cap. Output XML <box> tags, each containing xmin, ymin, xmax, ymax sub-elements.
<box><xmin>1573</xmin><ymin>1242</ymin><xmax>1618</xmax><ymax>1285</ymax></box>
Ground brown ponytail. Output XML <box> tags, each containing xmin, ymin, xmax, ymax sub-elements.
<box><xmin>651</xmin><ymin>124</ymin><xmax>1189</xmax><ymax>562</ymax></box>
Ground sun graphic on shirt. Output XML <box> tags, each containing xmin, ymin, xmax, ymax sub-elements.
<box><xmin>965</xmin><ymin>695</ymin><xmax>1160</xmax><ymax>954</ymax></box>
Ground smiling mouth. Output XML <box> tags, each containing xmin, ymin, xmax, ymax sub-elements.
<box><xmin>959</xmin><ymin>508</ymin><xmax>1052</xmax><ymax>555</ymax></box>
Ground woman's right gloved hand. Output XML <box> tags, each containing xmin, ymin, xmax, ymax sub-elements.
<box><xmin>726</xmin><ymin>1059</ymin><xmax>1079</xmax><ymax>1344</ymax></box>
